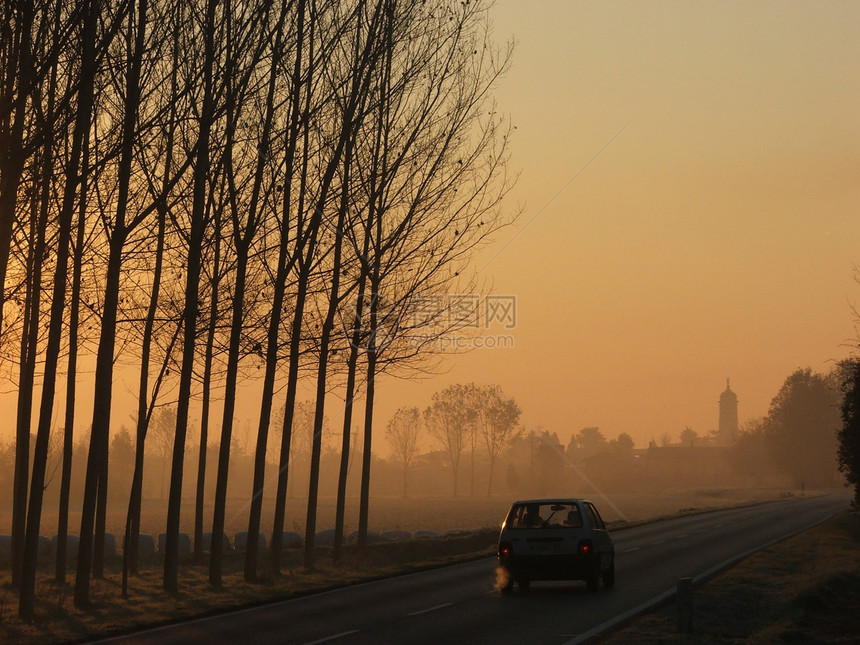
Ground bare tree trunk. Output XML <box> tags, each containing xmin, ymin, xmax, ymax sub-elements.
<box><xmin>331</xmin><ymin>280</ymin><xmax>368</xmax><ymax>564</ymax></box>
<box><xmin>122</xmin><ymin>205</ymin><xmax>180</xmax><ymax>595</ymax></box>
<box><xmin>470</xmin><ymin>431</ymin><xmax>476</xmax><ymax>498</ymax></box>
<box><xmin>241</xmin><ymin>0</ymin><xmax>291</xmax><ymax>582</ymax></box>
<box><xmin>194</xmin><ymin>210</ymin><xmax>220</xmax><ymax>566</ymax></box>
<box><xmin>94</xmin><ymin>1</ymin><xmax>156</xmax><ymax>578</ymax></box>
<box><xmin>193</xmin><ymin>1</ymin><xmax>226</xmax><ymax>562</ymax></box>
<box><xmin>332</xmin><ymin>0</ymin><xmax>394</xmax><ymax>562</ymax></box>
<box><xmin>245</xmin><ymin>10</ymin><xmax>306</xmax><ymax>575</ymax></box>
<box><xmin>12</xmin><ymin>156</ymin><xmax>43</xmax><ymax>591</ymax></box>
<box><xmin>332</xmin><ymin>81</ymin><xmax>382</xmax><ymax>560</ymax></box>
<box><xmin>19</xmin><ymin>187</ymin><xmax>76</xmax><ymax>617</ymax></box>
<box><xmin>7</xmin><ymin>0</ymin><xmax>36</xmax><ymax>592</ymax></box>
<box><xmin>122</xmin><ymin>327</ymin><xmax>178</xmax><ymax>596</ymax></box>
<box><xmin>356</xmin><ymin>0</ymin><xmax>394</xmax><ymax>555</ymax></box>
<box><xmin>303</xmin><ymin>0</ymin><xmax>385</xmax><ymax>570</ymax></box>
<box><xmin>275</xmin><ymin>0</ymin><xmax>378</xmax><ymax>572</ymax></box>
<box><xmin>57</xmin><ymin>120</ymin><xmax>85</xmax><ymax>583</ymax></box>
<box><xmin>23</xmin><ymin>0</ymin><xmax>101</xmax><ymax>616</ymax></box>
<box><xmin>124</xmin><ymin>0</ymin><xmax>182</xmax><ymax>584</ymax></box>
<box><xmin>209</xmin><ymin>247</ymin><xmax>250</xmax><ymax>586</ymax></box>
<box><xmin>164</xmin><ymin>0</ymin><xmax>218</xmax><ymax>595</ymax></box>
<box><xmin>269</xmin><ymin>258</ymin><xmax>312</xmax><ymax>574</ymax></box>
<box><xmin>269</xmin><ymin>0</ymin><xmax>316</xmax><ymax>578</ymax></box>
<box><xmin>357</xmin><ymin>295</ymin><xmax>379</xmax><ymax>555</ymax></box>
<box><xmin>487</xmin><ymin>454</ymin><xmax>496</xmax><ymax>497</ymax></box>
<box><xmin>93</xmin><ymin>435</ymin><xmax>108</xmax><ymax>578</ymax></box>
<box><xmin>75</xmin><ymin>0</ymin><xmax>141</xmax><ymax>608</ymax></box>
<box><xmin>303</xmin><ymin>134</ymin><xmax>354</xmax><ymax>570</ymax></box>
<box><xmin>0</xmin><ymin>0</ymin><xmax>33</xmax><ymax>341</ymax></box>
<box><xmin>209</xmin><ymin>0</ymin><xmax>273</xmax><ymax>587</ymax></box>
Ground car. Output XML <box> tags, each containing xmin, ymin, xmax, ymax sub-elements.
<box><xmin>497</xmin><ymin>498</ymin><xmax>615</xmax><ymax>594</ymax></box>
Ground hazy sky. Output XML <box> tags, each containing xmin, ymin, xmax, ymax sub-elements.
<box><xmin>381</xmin><ymin>0</ymin><xmax>860</xmax><ymax>449</ymax></box>
<box><xmin>4</xmin><ymin>2</ymin><xmax>857</xmax><ymax>457</ymax></box>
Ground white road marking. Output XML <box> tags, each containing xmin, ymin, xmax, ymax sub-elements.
<box><xmin>302</xmin><ymin>630</ymin><xmax>360</xmax><ymax>645</ymax></box>
<box><xmin>623</xmin><ymin>547</ymin><xmax>640</xmax><ymax>553</ymax></box>
<box><xmin>563</xmin><ymin>502</ymin><xmax>847</xmax><ymax>645</ymax></box>
<box><xmin>409</xmin><ymin>602</ymin><xmax>453</xmax><ymax>616</ymax></box>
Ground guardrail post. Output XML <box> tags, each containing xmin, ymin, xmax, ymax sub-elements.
<box><xmin>677</xmin><ymin>577</ymin><xmax>694</xmax><ymax>633</ymax></box>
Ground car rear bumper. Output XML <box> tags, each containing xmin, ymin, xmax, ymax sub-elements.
<box><xmin>498</xmin><ymin>553</ymin><xmax>599</xmax><ymax>581</ymax></box>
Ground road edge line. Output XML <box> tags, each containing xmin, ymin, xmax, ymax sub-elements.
<box><xmin>562</xmin><ymin>507</ymin><xmax>845</xmax><ymax>645</ymax></box>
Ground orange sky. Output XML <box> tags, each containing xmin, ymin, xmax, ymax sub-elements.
<box><xmin>379</xmin><ymin>0</ymin><xmax>860</xmax><ymax>449</ymax></box>
<box><xmin>2</xmin><ymin>1</ymin><xmax>858</xmax><ymax>457</ymax></box>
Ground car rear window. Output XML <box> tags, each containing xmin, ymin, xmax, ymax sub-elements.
<box><xmin>508</xmin><ymin>503</ymin><xmax>583</xmax><ymax>529</ymax></box>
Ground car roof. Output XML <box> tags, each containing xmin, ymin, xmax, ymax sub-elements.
<box><xmin>510</xmin><ymin>499</ymin><xmax>591</xmax><ymax>505</ymax></box>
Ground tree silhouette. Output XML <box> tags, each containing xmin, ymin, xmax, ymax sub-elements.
<box><xmin>574</xmin><ymin>427</ymin><xmax>608</xmax><ymax>458</ymax></box>
<box><xmin>679</xmin><ymin>427</ymin><xmax>699</xmax><ymax>447</ymax></box>
<box><xmin>475</xmin><ymin>386</ymin><xmax>521</xmax><ymax>496</ymax></box>
<box><xmin>24</xmin><ymin>0</ymin><xmax>104</xmax><ymax>618</ymax></box>
<box><xmin>610</xmin><ymin>432</ymin><xmax>635</xmax><ymax>456</ymax></box>
<box><xmin>385</xmin><ymin>407</ymin><xmax>422</xmax><ymax>497</ymax></box>
<box><xmin>425</xmin><ymin>384</ymin><xmax>474</xmax><ymax>496</ymax></box>
<box><xmin>2</xmin><ymin>0</ymin><xmax>515</xmax><ymax>614</ymax></box>
<box><xmin>764</xmin><ymin>368</ymin><xmax>840</xmax><ymax>488</ymax></box>
<box><xmin>838</xmin><ymin>359</ymin><xmax>860</xmax><ymax>506</ymax></box>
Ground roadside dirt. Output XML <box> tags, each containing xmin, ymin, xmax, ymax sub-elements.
<box><xmin>598</xmin><ymin>510</ymin><xmax>860</xmax><ymax>644</ymax></box>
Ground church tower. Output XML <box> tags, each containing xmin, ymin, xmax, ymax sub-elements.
<box><xmin>718</xmin><ymin>379</ymin><xmax>738</xmax><ymax>443</ymax></box>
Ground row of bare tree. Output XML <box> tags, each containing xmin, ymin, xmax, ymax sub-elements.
<box><xmin>415</xmin><ymin>382</ymin><xmax>521</xmax><ymax>497</ymax></box>
<box><xmin>0</xmin><ymin>0</ymin><xmax>513</xmax><ymax>621</ymax></box>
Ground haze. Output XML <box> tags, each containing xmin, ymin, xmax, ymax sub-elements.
<box><xmin>381</xmin><ymin>0</ymin><xmax>860</xmax><ymax>448</ymax></box>
<box><xmin>1</xmin><ymin>1</ymin><xmax>857</xmax><ymax>452</ymax></box>
<box><xmin>1</xmin><ymin>0</ymin><xmax>857</xmax><ymax>630</ymax></box>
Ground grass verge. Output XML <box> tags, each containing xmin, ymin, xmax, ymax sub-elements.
<box><xmin>598</xmin><ymin>510</ymin><xmax>860</xmax><ymax>644</ymax></box>
<box><xmin>0</xmin><ymin>529</ymin><xmax>498</xmax><ymax>644</ymax></box>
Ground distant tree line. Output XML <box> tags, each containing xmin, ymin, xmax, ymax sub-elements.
<box><xmin>380</xmin><ymin>367</ymin><xmax>849</xmax><ymax>506</ymax></box>
<box><xmin>385</xmin><ymin>382</ymin><xmax>522</xmax><ymax>498</ymax></box>
<box><xmin>729</xmin><ymin>368</ymin><xmax>841</xmax><ymax>489</ymax></box>
<box><xmin>0</xmin><ymin>0</ymin><xmax>514</xmax><ymax>620</ymax></box>
<box><xmin>389</xmin><ymin>366</ymin><xmax>852</xmax><ymax>504</ymax></box>
<box><xmin>559</xmin><ymin>369</ymin><xmax>843</xmax><ymax>491</ymax></box>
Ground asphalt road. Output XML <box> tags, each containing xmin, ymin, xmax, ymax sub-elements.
<box><xmin>98</xmin><ymin>493</ymin><xmax>849</xmax><ymax>645</ymax></box>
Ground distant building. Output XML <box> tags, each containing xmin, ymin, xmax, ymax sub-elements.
<box><xmin>718</xmin><ymin>379</ymin><xmax>738</xmax><ymax>444</ymax></box>
<box><xmin>645</xmin><ymin>445</ymin><xmax>735</xmax><ymax>486</ymax></box>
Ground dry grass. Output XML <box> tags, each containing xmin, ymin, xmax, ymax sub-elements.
<box><xmin>0</xmin><ymin>529</ymin><xmax>500</xmax><ymax>644</ymax></box>
<box><xmin>598</xmin><ymin>487</ymin><xmax>808</xmax><ymax>524</ymax></box>
<box><xmin>599</xmin><ymin>510</ymin><xmax>860</xmax><ymax>644</ymax></box>
<box><xmin>0</xmin><ymin>487</ymin><xmax>815</xmax><ymax>643</ymax></box>
<box><xmin>0</xmin><ymin>487</ymin><xmax>801</xmax><ymax>539</ymax></box>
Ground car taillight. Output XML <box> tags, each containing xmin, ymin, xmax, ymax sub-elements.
<box><xmin>578</xmin><ymin>539</ymin><xmax>593</xmax><ymax>556</ymax></box>
<box><xmin>499</xmin><ymin>541</ymin><xmax>513</xmax><ymax>557</ymax></box>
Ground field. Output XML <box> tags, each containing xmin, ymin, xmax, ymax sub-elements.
<box><xmin>0</xmin><ymin>487</ymin><xmax>817</xmax><ymax>643</ymax></box>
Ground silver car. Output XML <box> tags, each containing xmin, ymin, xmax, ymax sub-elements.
<box><xmin>497</xmin><ymin>498</ymin><xmax>615</xmax><ymax>594</ymax></box>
